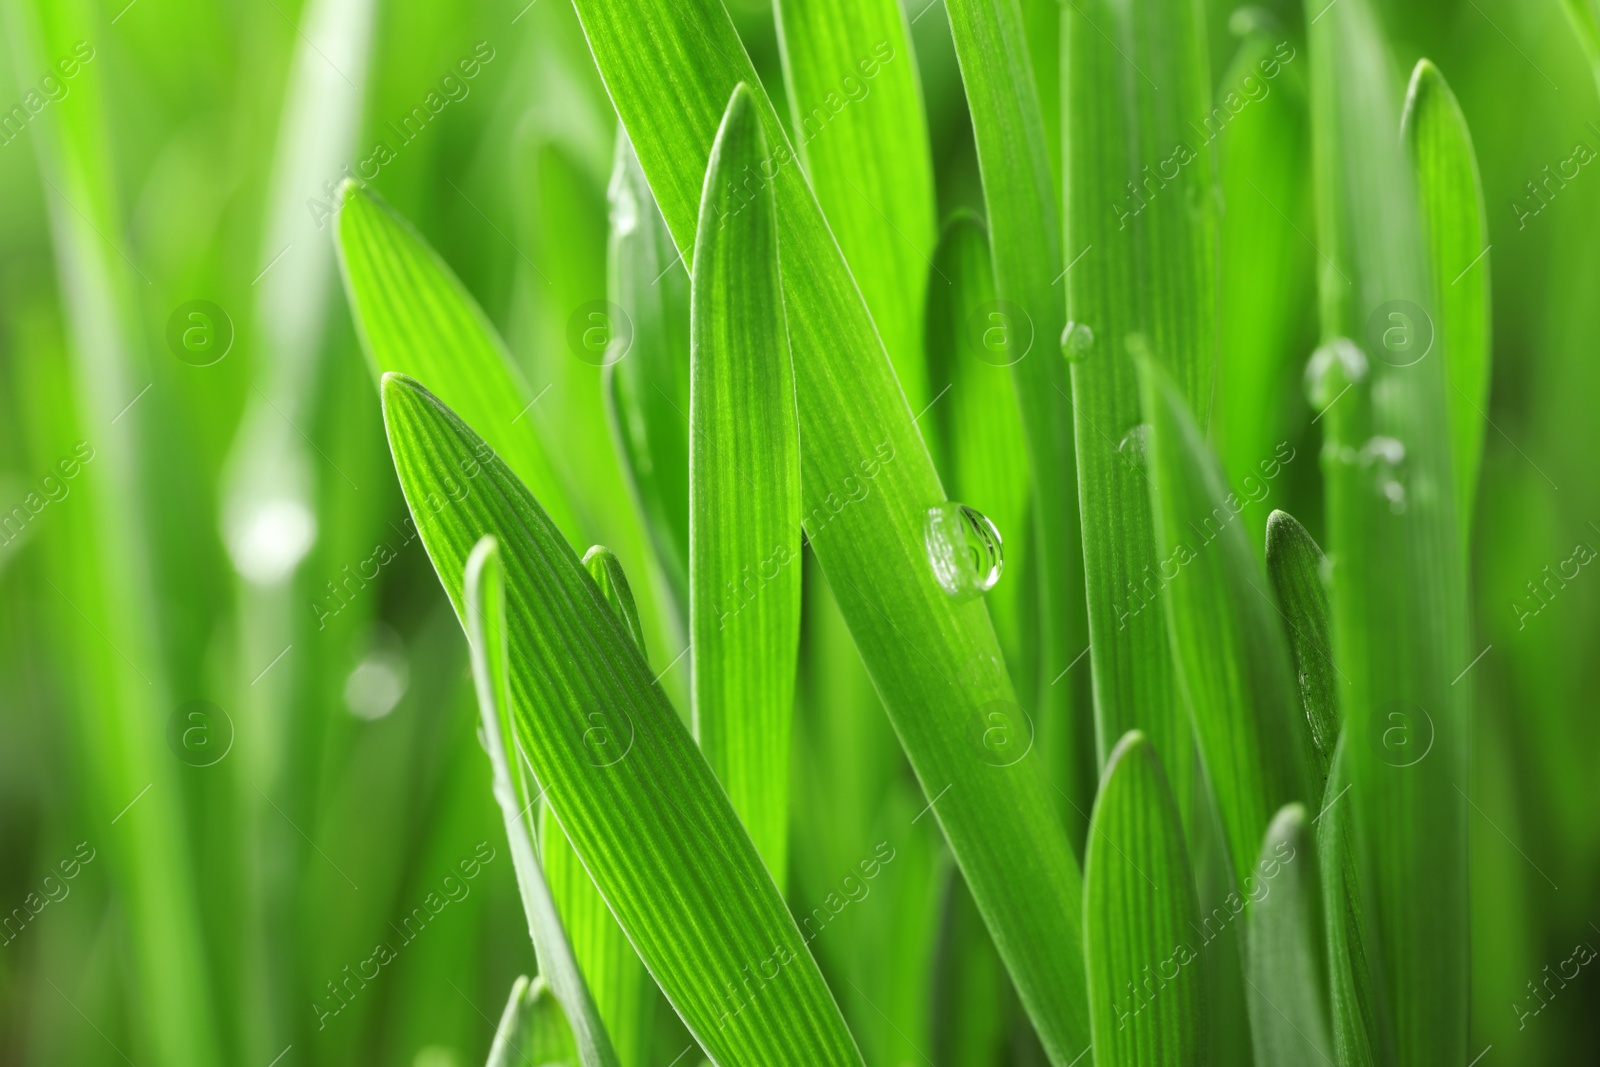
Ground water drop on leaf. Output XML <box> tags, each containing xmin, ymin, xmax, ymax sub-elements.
<box><xmin>1118</xmin><ymin>423</ymin><xmax>1151</xmax><ymax>471</ymax></box>
<box><xmin>1061</xmin><ymin>321</ymin><xmax>1095</xmax><ymax>362</ymax></box>
<box><xmin>925</xmin><ymin>503</ymin><xmax>1004</xmax><ymax>601</ymax></box>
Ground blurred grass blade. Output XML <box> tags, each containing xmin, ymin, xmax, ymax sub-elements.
<box><xmin>569</xmin><ymin>3</ymin><xmax>1091</xmax><ymax>1058</ymax></box>
<box><xmin>542</xmin><ymin>546</ymin><xmax>656</xmax><ymax>1067</ymax></box>
<box><xmin>924</xmin><ymin>214</ymin><xmax>1031</xmax><ymax>685</ymax></box>
<box><xmin>1559</xmin><ymin>0</ymin><xmax>1600</xmax><ymax>92</ymax></box>
<box><xmin>487</xmin><ymin>975</ymin><xmax>580</xmax><ymax>1067</ymax></box>
<box><xmin>1083</xmin><ymin>730</ymin><xmax>1206</xmax><ymax>1065</ymax></box>
<box><xmin>381</xmin><ymin>373</ymin><xmax>862</xmax><ymax>1065</ymax></box>
<box><xmin>1265</xmin><ymin>510</ymin><xmax>1340</xmax><ymax>786</ymax></box>
<box><xmin>1137</xmin><ymin>355</ymin><xmax>1316</xmax><ymax>887</ymax></box>
<box><xmin>1316</xmin><ymin>742</ymin><xmax>1392</xmax><ymax>1067</ymax></box>
<box><xmin>1306</xmin><ymin>0</ymin><xmax>1470</xmax><ymax>1061</ymax></box>
<box><xmin>1402</xmin><ymin>60</ymin><xmax>1491</xmax><ymax>539</ymax></box>
<box><xmin>772</xmin><ymin>0</ymin><xmax>936</xmax><ymax>413</ymax></box>
<box><xmin>690</xmin><ymin>85</ymin><xmax>802</xmax><ymax>884</ymax></box>
<box><xmin>606</xmin><ymin>134</ymin><xmax>691</xmax><ymax>614</ymax></box>
<box><xmin>1244</xmin><ymin>803</ymin><xmax>1333</xmax><ymax>1065</ymax></box>
<box><xmin>1064</xmin><ymin>0</ymin><xmax>1218</xmax><ymax>821</ymax></box>
<box><xmin>335</xmin><ymin>184</ymin><xmax>584</xmax><ymax>541</ymax></box>
<box><xmin>1214</xmin><ymin>22</ymin><xmax>1315</xmax><ymax>551</ymax></box>
<box><xmin>944</xmin><ymin>0</ymin><xmax>1092</xmax><ymax>832</ymax></box>
<box><xmin>465</xmin><ymin>536</ymin><xmax>622</xmax><ymax>1067</ymax></box>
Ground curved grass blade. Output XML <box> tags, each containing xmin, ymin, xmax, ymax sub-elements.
<box><xmin>487</xmin><ymin>975</ymin><xmax>579</xmax><ymax>1067</ymax></box>
<box><xmin>334</xmin><ymin>183</ymin><xmax>584</xmax><ymax>541</ymax></box>
<box><xmin>944</xmin><ymin>0</ymin><xmax>1092</xmax><ymax>832</ymax></box>
<box><xmin>1244</xmin><ymin>803</ymin><xmax>1334</xmax><ymax>1066</ymax></box>
<box><xmin>1084</xmin><ymin>730</ymin><xmax>1206</xmax><ymax>1066</ymax></box>
<box><xmin>772</xmin><ymin>0</ymin><xmax>936</xmax><ymax>412</ymax></box>
<box><xmin>1558</xmin><ymin>0</ymin><xmax>1600</xmax><ymax>93</ymax></box>
<box><xmin>1306</xmin><ymin>1</ymin><xmax>1470</xmax><ymax>1061</ymax></box>
<box><xmin>541</xmin><ymin>545</ymin><xmax>655</xmax><ymax>1067</ymax></box>
<box><xmin>606</xmin><ymin>134</ymin><xmax>692</xmax><ymax>615</ymax></box>
<box><xmin>567</xmin><ymin>3</ymin><xmax>1091</xmax><ymax>1058</ymax></box>
<box><xmin>1402</xmin><ymin>60</ymin><xmax>1491</xmax><ymax>540</ymax></box>
<box><xmin>689</xmin><ymin>85</ymin><xmax>803</xmax><ymax>885</ymax></box>
<box><xmin>464</xmin><ymin>536</ymin><xmax>622</xmax><ymax>1067</ymax></box>
<box><xmin>1064</xmin><ymin>0</ymin><xmax>1218</xmax><ymax>824</ymax></box>
<box><xmin>1137</xmin><ymin>356</ymin><xmax>1316</xmax><ymax>889</ymax></box>
<box><xmin>383</xmin><ymin>373</ymin><xmax>862</xmax><ymax>1065</ymax></box>
<box><xmin>1265</xmin><ymin>510</ymin><xmax>1340</xmax><ymax>786</ymax></box>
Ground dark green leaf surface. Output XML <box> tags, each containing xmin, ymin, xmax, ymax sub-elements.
<box><xmin>1306</xmin><ymin>1</ymin><xmax>1470</xmax><ymax>1062</ymax></box>
<box><xmin>1138</xmin><ymin>357</ymin><xmax>1316</xmax><ymax>888</ymax></box>
<box><xmin>1064</xmin><ymin>0</ymin><xmax>1218</xmax><ymax>822</ymax></box>
<box><xmin>1084</xmin><ymin>731</ymin><xmax>1205</xmax><ymax>1066</ymax></box>
<box><xmin>568</xmin><ymin>3</ymin><xmax>1090</xmax><ymax>1058</ymax></box>
<box><xmin>689</xmin><ymin>86</ymin><xmax>802</xmax><ymax>885</ymax></box>
<box><xmin>605</xmin><ymin>135</ymin><xmax>692</xmax><ymax>615</ymax></box>
<box><xmin>1265</xmin><ymin>510</ymin><xmax>1340</xmax><ymax>785</ymax></box>
<box><xmin>944</xmin><ymin>0</ymin><xmax>1092</xmax><ymax>828</ymax></box>
<box><xmin>1244</xmin><ymin>804</ymin><xmax>1334</xmax><ymax>1066</ymax></box>
<box><xmin>772</xmin><ymin>0</ymin><xmax>936</xmax><ymax>412</ymax></box>
<box><xmin>1402</xmin><ymin>60</ymin><xmax>1491</xmax><ymax>537</ymax></box>
<box><xmin>382</xmin><ymin>374</ymin><xmax>861</xmax><ymax>1065</ymax></box>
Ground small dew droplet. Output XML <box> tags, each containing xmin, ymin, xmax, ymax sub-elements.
<box><xmin>1118</xmin><ymin>423</ymin><xmax>1152</xmax><ymax>471</ymax></box>
<box><xmin>925</xmin><ymin>503</ymin><xmax>1004</xmax><ymax>601</ymax></box>
<box><xmin>611</xmin><ymin>185</ymin><xmax>640</xmax><ymax>236</ymax></box>
<box><xmin>1061</xmin><ymin>321</ymin><xmax>1095</xmax><ymax>362</ymax></box>
<box><xmin>1304</xmin><ymin>338</ymin><xmax>1369</xmax><ymax>410</ymax></box>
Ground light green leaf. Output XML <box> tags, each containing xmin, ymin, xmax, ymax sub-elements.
<box><xmin>1064</xmin><ymin>0</ymin><xmax>1218</xmax><ymax>822</ymax></box>
<box><xmin>1402</xmin><ymin>59</ymin><xmax>1492</xmax><ymax>539</ymax></box>
<box><xmin>689</xmin><ymin>84</ymin><xmax>802</xmax><ymax>886</ymax></box>
<box><xmin>584</xmin><ymin>545</ymin><xmax>647</xmax><ymax>655</ymax></box>
<box><xmin>606</xmin><ymin>134</ymin><xmax>692</xmax><ymax>616</ymax></box>
<box><xmin>1084</xmin><ymin>730</ymin><xmax>1206</xmax><ymax>1065</ymax></box>
<box><xmin>1244</xmin><ymin>804</ymin><xmax>1334</xmax><ymax>1066</ymax></box>
<box><xmin>944</xmin><ymin>0</ymin><xmax>1092</xmax><ymax>833</ymax></box>
<box><xmin>1265</xmin><ymin>510</ymin><xmax>1340</xmax><ymax>786</ymax></box>
<box><xmin>772</xmin><ymin>0</ymin><xmax>936</xmax><ymax>412</ymax></box>
<box><xmin>1137</xmin><ymin>355</ymin><xmax>1316</xmax><ymax>889</ymax></box>
<box><xmin>464</xmin><ymin>536</ymin><xmax>622</xmax><ymax>1067</ymax></box>
<box><xmin>1558</xmin><ymin>0</ymin><xmax>1600</xmax><ymax>93</ymax></box>
<box><xmin>568</xmin><ymin>2</ymin><xmax>1090</xmax><ymax>1058</ymax></box>
<box><xmin>1306</xmin><ymin>0</ymin><xmax>1470</xmax><ymax>1061</ymax></box>
<box><xmin>487</xmin><ymin>975</ymin><xmax>579</xmax><ymax>1067</ymax></box>
<box><xmin>335</xmin><ymin>183</ymin><xmax>584</xmax><ymax>542</ymax></box>
<box><xmin>382</xmin><ymin>373</ymin><xmax>862</xmax><ymax>1065</ymax></box>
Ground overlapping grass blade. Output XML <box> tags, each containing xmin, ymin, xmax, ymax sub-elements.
<box><xmin>1084</xmin><ymin>731</ymin><xmax>1205</xmax><ymax>1065</ymax></box>
<box><xmin>1063</xmin><ymin>0</ymin><xmax>1217</xmax><ymax>820</ymax></box>
<box><xmin>944</xmin><ymin>0</ymin><xmax>1092</xmax><ymax>829</ymax></box>
<box><xmin>1306</xmin><ymin>0</ymin><xmax>1470</xmax><ymax>1061</ymax></box>
<box><xmin>606</xmin><ymin>135</ymin><xmax>691</xmax><ymax>615</ymax></box>
<box><xmin>568</xmin><ymin>2</ymin><xmax>1090</xmax><ymax>1058</ymax></box>
<box><xmin>689</xmin><ymin>85</ymin><xmax>802</xmax><ymax>885</ymax></box>
<box><xmin>381</xmin><ymin>372</ymin><xmax>861</xmax><ymax>1065</ymax></box>
<box><xmin>334</xmin><ymin>184</ymin><xmax>584</xmax><ymax>541</ymax></box>
<box><xmin>1136</xmin><ymin>356</ymin><xmax>1316</xmax><ymax>888</ymax></box>
<box><xmin>1402</xmin><ymin>60</ymin><xmax>1491</xmax><ymax>537</ymax></box>
<box><xmin>1265</xmin><ymin>510</ymin><xmax>1340</xmax><ymax>785</ymax></box>
<box><xmin>465</xmin><ymin>536</ymin><xmax>622</xmax><ymax>1067</ymax></box>
<box><xmin>487</xmin><ymin>975</ymin><xmax>579</xmax><ymax>1067</ymax></box>
<box><xmin>1244</xmin><ymin>803</ymin><xmax>1333</xmax><ymax>1065</ymax></box>
<box><xmin>771</xmin><ymin>0</ymin><xmax>936</xmax><ymax>412</ymax></box>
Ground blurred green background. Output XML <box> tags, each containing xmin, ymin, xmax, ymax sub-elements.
<box><xmin>0</xmin><ymin>0</ymin><xmax>1595</xmax><ymax>1063</ymax></box>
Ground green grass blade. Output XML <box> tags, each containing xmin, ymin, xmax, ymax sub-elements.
<box><xmin>334</xmin><ymin>184</ymin><xmax>584</xmax><ymax>542</ymax></box>
<box><xmin>1137</xmin><ymin>355</ymin><xmax>1316</xmax><ymax>888</ymax></box>
<box><xmin>944</xmin><ymin>0</ymin><xmax>1092</xmax><ymax>828</ymax></box>
<box><xmin>1084</xmin><ymin>730</ymin><xmax>1206</xmax><ymax>1065</ymax></box>
<box><xmin>1306</xmin><ymin>1</ymin><xmax>1470</xmax><ymax>1062</ymax></box>
<box><xmin>1244</xmin><ymin>803</ymin><xmax>1333</xmax><ymax>1066</ymax></box>
<box><xmin>1558</xmin><ymin>0</ymin><xmax>1600</xmax><ymax>93</ymax></box>
<box><xmin>464</xmin><ymin>536</ymin><xmax>622</xmax><ymax>1067</ymax></box>
<box><xmin>1064</xmin><ymin>0</ymin><xmax>1217</xmax><ymax>817</ymax></box>
<box><xmin>487</xmin><ymin>976</ymin><xmax>579</xmax><ymax>1067</ymax></box>
<box><xmin>606</xmin><ymin>134</ymin><xmax>692</xmax><ymax>615</ymax></box>
<box><xmin>381</xmin><ymin>373</ymin><xmax>862</xmax><ymax>1065</ymax></box>
<box><xmin>568</xmin><ymin>4</ymin><xmax>1091</xmax><ymax>1058</ymax></box>
<box><xmin>772</xmin><ymin>0</ymin><xmax>936</xmax><ymax>413</ymax></box>
<box><xmin>1402</xmin><ymin>60</ymin><xmax>1491</xmax><ymax>539</ymax></box>
<box><xmin>1214</xmin><ymin>25</ymin><xmax>1315</xmax><ymax>552</ymax></box>
<box><xmin>1265</xmin><ymin>510</ymin><xmax>1340</xmax><ymax>786</ymax></box>
<box><xmin>584</xmin><ymin>545</ymin><xmax>648</xmax><ymax>654</ymax></box>
<box><xmin>689</xmin><ymin>84</ymin><xmax>802</xmax><ymax>885</ymax></box>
